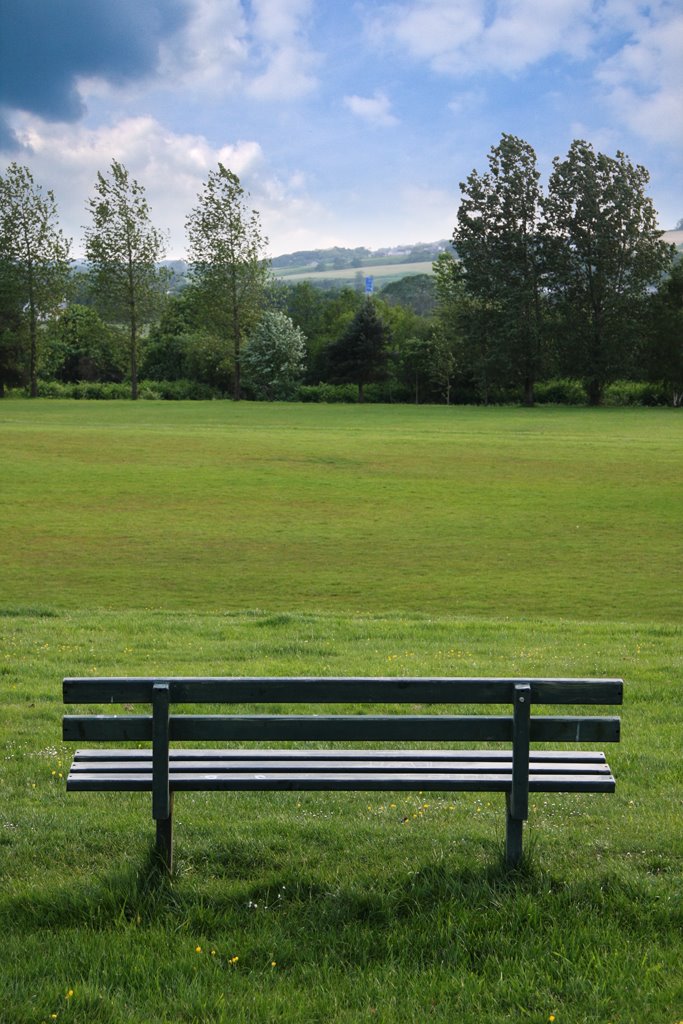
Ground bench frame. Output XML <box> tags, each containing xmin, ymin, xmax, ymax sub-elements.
<box><xmin>63</xmin><ymin>676</ymin><xmax>622</xmax><ymax>872</ymax></box>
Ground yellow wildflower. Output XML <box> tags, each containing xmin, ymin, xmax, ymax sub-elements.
<box><xmin>195</xmin><ymin>946</ymin><xmax>202</xmax><ymax>953</ymax></box>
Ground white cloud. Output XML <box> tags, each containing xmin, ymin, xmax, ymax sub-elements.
<box><xmin>246</xmin><ymin>0</ymin><xmax>321</xmax><ymax>99</ymax></box>
<box><xmin>366</xmin><ymin>0</ymin><xmax>594</xmax><ymax>76</ymax></box>
<box><xmin>158</xmin><ymin>0</ymin><xmax>248</xmax><ymax>92</ymax></box>
<box><xmin>343</xmin><ymin>91</ymin><xmax>399</xmax><ymax>126</ymax></box>
<box><xmin>248</xmin><ymin>45</ymin><xmax>320</xmax><ymax>100</ymax></box>
<box><xmin>594</xmin><ymin>9</ymin><xmax>683</xmax><ymax>145</ymax></box>
<box><xmin>4</xmin><ymin>114</ymin><xmax>268</xmax><ymax>257</ymax></box>
<box><xmin>448</xmin><ymin>88</ymin><xmax>486</xmax><ymax>115</ymax></box>
<box><xmin>157</xmin><ymin>0</ymin><xmax>321</xmax><ymax>100</ymax></box>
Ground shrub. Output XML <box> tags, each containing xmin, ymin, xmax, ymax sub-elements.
<box><xmin>534</xmin><ymin>379</ymin><xmax>587</xmax><ymax>405</ymax></box>
<box><xmin>297</xmin><ymin>383</ymin><xmax>358</xmax><ymax>403</ymax></box>
<box><xmin>603</xmin><ymin>380</ymin><xmax>670</xmax><ymax>406</ymax></box>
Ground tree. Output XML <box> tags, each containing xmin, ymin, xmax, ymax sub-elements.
<box><xmin>454</xmin><ymin>134</ymin><xmax>545</xmax><ymax>405</ymax></box>
<box><xmin>186</xmin><ymin>165</ymin><xmax>269</xmax><ymax>401</ymax></box>
<box><xmin>42</xmin><ymin>304</ymin><xmax>125</xmax><ymax>383</ymax></box>
<box><xmin>0</xmin><ymin>163</ymin><xmax>71</xmax><ymax>396</ymax></box>
<box><xmin>325</xmin><ymin>298</ymin><xmax>390</xmax><ymax>402</ymax></box>
<box><xmin>84</xmin><ymin>160</ymin><xmax>168</xmax><ymax>400</ymax></box>
<box><xmin>400</xmin><ymin>335</ymin><xmax>432</xmax><ymax>404</ymax></box>
<box><xmin>644</xmin><ymin>261</ymin><xmax>683</xmax><ymax>405</ymax></box>
<box><xmin>427</xmin><ymin>327</ymin><xmax>459</xmax><ymax>405</ymax></box>
<box><xmin>542</xmin><ymin>140</ymin><xmax>674</xmax><ymax>405</ymax></box>
<box><xmin>380</xmin><ymin>274</ymin><xmax>437</xmax><ymax>316</ymax></box>
<box><xmin>242</xmin><ymin>311</ymin><xmax>307</xmax><ymax>400</ymax></box>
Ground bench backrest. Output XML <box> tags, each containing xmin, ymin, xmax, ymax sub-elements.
<box><xmin>63</xmin><ymin>676</ymin><xmax>622</xmax><ymax>744</ymax></box>
<box><xmin>63</xmin><ymin>676</ymin><xmax>622</xmax><ymax>826</ymax></box>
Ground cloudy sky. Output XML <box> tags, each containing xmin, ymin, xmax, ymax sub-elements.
<box><xmin>0</xmin><ymin>0</ymin><xmax>681</xmax><ymax>258</ymax></box>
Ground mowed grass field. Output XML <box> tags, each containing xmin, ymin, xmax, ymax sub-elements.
<box><xmin>2</xmin><ymin>400</ymin><xmax>682</xmax><ymax>621</ymax></box>
<box><xmin>1</xmin><ymin>400</ymin><xmax>682</xmax><ymax>1023</ymax></box>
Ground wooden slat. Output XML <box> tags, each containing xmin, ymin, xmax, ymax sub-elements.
<box><xmin>66</xmin><ymin>770</ymin><xmax>615</xmax><ymax>793</ymax></box>
<box><xmin>63</xmin><ymin>676</ymin><xmax>624</xmax><ymax>705</ymax></box>
<box><xmin>63</xmin><ymin>714</ymin><xmax>621</xmax><ymax>743</ymax></box>
<box><xmin>71</xmin><ymin>747</ymin><xmax>611</xmax><ymax>763</ymax></box>
<box><xmin>67</xmin><ymin>758</ymin><xmax>611</xmax><ymax>775</ymax></box>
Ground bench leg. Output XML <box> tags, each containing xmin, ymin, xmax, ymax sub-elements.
<box><xmin>505</xmin><ymin>794</ymin><xmax>524</xmax><ymax>868</ymax></box>
<box><xmin>155</xmin><ymin>794</ymin><xmax>174</xmax><ymax>874</ymax></box>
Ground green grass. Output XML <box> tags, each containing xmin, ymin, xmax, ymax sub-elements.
<box><xmin>1</xmin><ymin>401</ymin><xmax>682</xmax><ymax>1022</ymax></box>
<box><xmin>1</xmin><ymin>401</ymin><xmax>682</xmax><ymax>621</ymax></box>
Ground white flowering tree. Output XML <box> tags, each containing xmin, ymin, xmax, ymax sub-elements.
<box><xmin>242</xmin><ymin>311</ymin><xmax>307</xmax><ymax>400</ymax></box>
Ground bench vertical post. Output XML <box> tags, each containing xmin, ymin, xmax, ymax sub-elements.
<box><xmin>506</xmin><ymin>683</ymin><xmax>531</xmax><ymax>867</ymax></box>
<box><xmin>152</xmin><ymin>682</ymin><xmax>173</xmax><ymax>873</ymax></box>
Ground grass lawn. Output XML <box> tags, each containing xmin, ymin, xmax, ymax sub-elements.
<box><xmin>0</xmin><ymin>401</ymin><xmax>682</xmax><ymax>1023</ymax></box>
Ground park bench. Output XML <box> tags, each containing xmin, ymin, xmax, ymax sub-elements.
<box><xmin>63</xmin><ymin>675</ymin><xmax>622</xmax><ymax>872</ymax></box>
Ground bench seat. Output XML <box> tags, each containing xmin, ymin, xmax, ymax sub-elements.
<box><xmin>67</xmin><ymin>748</ymin><xmax>615</xmax><ymax>793</ymax></box>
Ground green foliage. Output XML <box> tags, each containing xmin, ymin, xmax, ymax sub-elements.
<box><xmin>542</xmin><ymin>141</ymin><xmax>674</xmax><ymax>405</ymax></box>
<box><xmin>0</xmin><ymin>162</ymin><xmax>71</xmax><ymax>396</ymax></box>
<box><xmin>242</xmin><ymin>311</ymin><xmax>307</xmax><ymax>400</ymax></box>
<box><xmin>84</xmin><ymin>160</ymin><xmax>169</xmax><ymax>399</ymax></box>
<box><xmin>186</xmin><ymin>165</ymin><xmax>269</xmax><ymax>400</ymax></box>
<box><xmin>603</xmin><ymin>380</ymin><xmax>669</xmax><ymax>407</ymax></box>
<box><xmin>32</xmin><ymin>379</ymin><xmax>218</xmax><ymax>400</ymax></box>
<box><xmin>41</xmin><ymin>304</ymin><xmax>125</xmax><ymax>383</ymax></box>
<box><xmin>297</xmin><ymin>382</ymin><xmax>359</xmax><ymax>402</ymax></box>
<box><xmin>380</xmin><ymin>273</ymin><xmax>437</xmax><ymax>315</ymax></box>
<box><xmin>643</xmin><ymin>261</ymin><xmax>683</xmax><ymax>405</ymax></box>
<box><xmin>454</xmin><ymin>134</ymin><xmax>545</xmax><ymax>405</ymax></box>
<box><xmin>325</xmin><ymin>299</ymin><xmax>391</xmax><ymax>402</ymax></box>
<box><xmin>533</xmin><ymin>378</ymin><xmax>587</xmax><ymax>405</ymax></box>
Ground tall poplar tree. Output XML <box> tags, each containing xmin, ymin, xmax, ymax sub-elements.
<box><xmin>186</xmin><ymin>165</ymin><xmax>269</xmax><ymax>401</ymax></box>
<box><xmin>542</xmin><ymin>140</ymin><xmax>674</xmax><ymax>405</ymax></box>
<box><xmin>0</xmin><ymin>163</ymin><xmax>71</xmax><ymax>396</ymax></box>
<box><xmin>84</xmin><ymin>160</ymin><xmax>168</xmax><ymax>400</ymax></box>
<box><xmin>453</xmin><ymin>134</ymin><xmax>545</xmax><ymax>404</ymax></box>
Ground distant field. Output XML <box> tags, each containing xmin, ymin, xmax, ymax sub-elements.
<box><xmin>272</xmin><ymin>259</ymin><xmax>434</xmax><ymax>285</ymax></box>
<box><xmin>1</xmin><ymin>400</ymin><xmax>681</xmax><ymax>622</ymax></box>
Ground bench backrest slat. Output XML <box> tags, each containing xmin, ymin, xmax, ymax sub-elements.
<box><xmin>63</xmin><ymin>713</ymin><xmax>621</xmax><ymax>744</ymax></box>
<box><xmin>63</xmin><ymin>677</ymin><xmax>623</xmax><ymax>706</ymax></box>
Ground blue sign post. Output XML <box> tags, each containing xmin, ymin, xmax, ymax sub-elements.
<box><xmin>364</xmin><ymin>276</ymin><xmax>374</xmax><ymax>295</ymax></box>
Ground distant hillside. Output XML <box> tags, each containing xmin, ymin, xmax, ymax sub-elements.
<box><xmin>146</xmin><ymin>241</ymin><xmax>455</xmax><ymax>290</ymax></box>
<box><xmin>270</xmin><ymin>240</ymin><xmax>454</xmax><ymax>286</ymax></box>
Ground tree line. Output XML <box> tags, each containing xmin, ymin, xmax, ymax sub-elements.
<box><xmin>1</xmin><ymin>135</ymin><xmax>680</xmax><ymax>405</ymax></box>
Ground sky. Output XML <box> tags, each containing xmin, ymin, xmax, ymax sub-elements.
<box><xmin>0</xmin><ymin>0</ymin><xmax>681</xmax><ymax>259</ymax></box>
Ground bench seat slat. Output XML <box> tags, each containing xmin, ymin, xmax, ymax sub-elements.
<box><xmin>71</xmin><ymin>747</ymin><xmax>611</xmax><ymax>763</ymax></box>
<box><xmin>68</xmin><ymin>758</ymin><xmax>612</xmax><ymax>776</ymax></box>
<box><xmin>67</xmin><ymin>770</ymin><xmax>615</xmax><ymax>793</ymax></box>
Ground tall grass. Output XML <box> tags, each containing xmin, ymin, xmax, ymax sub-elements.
<box><xmin>1</xmin><ymin>401</ymin><xmax>682</xmax><ymax>1022</ymax></box>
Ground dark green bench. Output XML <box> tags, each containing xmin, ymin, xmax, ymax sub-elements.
<box><xmin>63</xmin><ymin>675</ymin><xmax>622</xmax><ymax>872</ymax></box>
